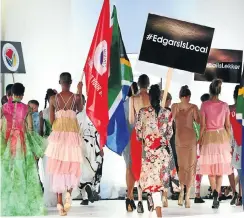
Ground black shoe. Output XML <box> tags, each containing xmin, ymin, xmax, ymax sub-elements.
<box><xmin>80</xmin><ymin>200</ymin><xmax>89</xmax><ymax>205</ymax></box>
<box><xmin>125</xmin><ymin>198</ymin><xmax>133</xmax><ymax>212</ymax></box>
<box><xmin>147</xmin><ymin>194</ymin><xmax>154</xmax><ymax>212</ymax></box>
<box><xmin>212</xmin><ymin>190</ymin><xmax>219</xmax><ymax>209</ymax></box>
<box><xmin>130</xmin><ymin>199</ymin><xmax>136</xmax><ymax>210</ymax></box>
<box><xmin>194</xmin><ymin>197</ymin><xmax>205</xmax><ymax>203</ymax></box>
<box><xmin>137</xmin><ymin>201</ymin><xmax>144</xmax><ymax>213</ymax></box>
<box><xmin>85</xmin><ymin>185</ymin><xmax>94</xmax><ymax>203</ymax></box>
<box><xmin>230</xmin><ymin>192</ymin><xmax>238</xmax><ymax>205</ymax></box>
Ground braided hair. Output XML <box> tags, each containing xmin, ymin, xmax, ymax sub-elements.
<box><xmin>44</xmin><ymin>89</ymin><xmax>56</xmax><ymax>109</ymax></box>
<box><xmin>149</xmin><ymin>84</ymin><xmax>161</xmax><ymax>116</ymax></box>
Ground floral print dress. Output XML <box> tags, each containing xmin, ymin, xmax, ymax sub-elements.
<box><xmin>136</xmin><ymin>106</ymin><xmax>178</xmax><ymax>193</ymax></box>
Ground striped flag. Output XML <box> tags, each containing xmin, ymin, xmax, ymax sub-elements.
<box><xmin>106</xmin><ymin>6</ymin><xmax>133</xmax><ymax>155</ymax></box>
<box><xmin>236</xmin><ymin>86</ymin><xmax>244</xmax><ymax>174</ymax></box>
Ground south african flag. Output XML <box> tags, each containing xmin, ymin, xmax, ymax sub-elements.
<box><xmin>236</xmin><ymin>86</ymin><xmax>244</xmax><ymax>174</ymax></box>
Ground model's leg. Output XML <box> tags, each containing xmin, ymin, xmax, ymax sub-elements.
<box><xmin>152</xmin><ymin>192</ymin><xmax>162</xmax><ymax>218</ymax></box>
<box><xmin>137</xmin><ymin>183</ymin><xmax>144</xmax><ymax>213</ymax></box>
<box><xmin>229</xmin><ymin>172</ymin><xmax>238</xmax><ymax>205</ymax></box>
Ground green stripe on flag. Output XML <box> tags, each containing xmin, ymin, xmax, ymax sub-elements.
<box><xmin>108</xmin><ymin>6</ymin><xmax>133</xmax><ymax>112</ymax></box>
<box><xmin>236</xmin><ymin>87</ymin><xmax>244</xmax><ymax>122</ymax></box>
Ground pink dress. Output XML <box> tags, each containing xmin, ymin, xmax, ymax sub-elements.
<box><xmin>45</xmin><ymin>94</ymin><xmax>83</xmax><ymax>193</ymax></box>
<box><xmin>199</xmin><ymin>100</ymin><xmax>232</xmax><ymax>175</ymax></box>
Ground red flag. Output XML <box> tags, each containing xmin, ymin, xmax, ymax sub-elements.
<box><xmin>83</xmin><ymin>0</ymin><xmax>111</xmax><ymax>147</ymax></box>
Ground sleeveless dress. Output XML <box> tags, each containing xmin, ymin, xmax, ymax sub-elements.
<box><xmin>174</xmin><ymin>104</ymin><xmax>198</xmax><ymax>187</ymax></box>
<box><xmin>199</xmin><ymin>100</ymin><xmax>232</xmax><ymax>175</ymax></box>
<box><xmin>45</xmin><ymin>94</ymin><xmax>83</xmax><ymax>193</ymax></box>
<box><xmin>1</xmin><ymin>101</ymin><xmax>46</xmax><ymax>216</ymax></box>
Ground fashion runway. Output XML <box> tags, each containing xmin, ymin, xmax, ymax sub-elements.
<box><xmin>44</xmin><ymin>200</ymin><xmax>243</xmax><ymax>218</ymax></box>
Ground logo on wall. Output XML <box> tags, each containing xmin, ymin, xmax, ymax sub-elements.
<box><xmin>1</xmin><ymin>41</ymin><xmax>26</xmax><ymax>74</ymax></box>
<box><xmin>94</xmin><ymin>40</ymin><xmax>108</xmax><ymax>76</ymax></box>
<box><xmin>2</xmin><ymin>43</ymin><xmax>20</xmax><ymax>72</ymax></box>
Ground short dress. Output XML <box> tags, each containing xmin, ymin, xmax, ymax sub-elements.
<box><xmin>199</xmin><ymin>100</ymin><xmax>232</xmax><ymax>175</ymax></box>
<box><xmin>45</xmin><ymin>94</ymin><xmax>83</xmax><ymax>193</ymax></box>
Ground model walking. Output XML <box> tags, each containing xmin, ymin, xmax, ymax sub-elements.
<box><xmin>172</xmin><ymin>85</ymin><xmax>200</xmax><ymax>208</ymax></box>
<box><xmin>199</xmin><ymin>79</ymin><xmax>232</xmax><ymax>209</ymax></box>
<box><xmin>45</xmin><ymin>73</ymin><xmax>83</xmax><ymax>216</ymax></box>
<box><xmin>1</xmin><ymin>83</ymin><xmax>46</xmax><ymax>216</ymax></box>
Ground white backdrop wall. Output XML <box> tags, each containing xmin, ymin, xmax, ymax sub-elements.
<box><xmin>2</xmin><ymin>0</ymin><xmax>244</xmax><ymax>198</ymax></box>
<box><xmin>2</xmin><ymin>0</ymin><xmax>72</xmax><ymax>108</ymax></box>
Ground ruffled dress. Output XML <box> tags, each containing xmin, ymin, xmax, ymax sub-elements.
<box><xmin>199</xmin><ymin>100</ymin><xmax>232</xmax><ymax>175</ymax></box>
<box><xmin>45</xmin><ymin>94</ymin><xmax>83</xmax><ymax>193</ymax></box>
<box><xmin>1</xmin><ymin>101</ymin><xmax>46</xmax><ymax>216</ymax></box>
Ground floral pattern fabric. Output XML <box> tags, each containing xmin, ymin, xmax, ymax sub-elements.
<box><xmin>135</xmin><ymin>106</ymin><xmax>179</xmax><ymax>193</ymax></box>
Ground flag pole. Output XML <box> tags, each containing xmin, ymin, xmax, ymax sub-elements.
<box><xmin>161</xmin><ymin>68</ymin><xmax>173</xmax><ymax>108</ymax></box>
<box><xmin>77</xmin><ymin>71</ymin><xmax>84</xmax><ymax>94</ymax></box>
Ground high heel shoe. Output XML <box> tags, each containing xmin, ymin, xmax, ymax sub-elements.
<box><xmin>230</xmin><ymin>191</ymin><xmax>238</xmax><ymax>205</ymax></box>
<box><xmin>64</xmin><ymin>192</ymin><xmax>72</xmax><ymax>212</ymax></box>
<box><xmin>57</xmin><ymin>204</ymin><xmax>67</xmax><ymax>216</ymax></box>
<box><xmin>212</xmin><ymin>190</ymin><xmax>220</xmax><ymax>209</ymax></box>
<box><xmin>137</xmin><ymin>201</ymin><xmax>144</xmax><ymax>213</ymax></box>
<box><xmin>125</xmin><ymin>198</ymin><xmax>133</xmax><ymax>212</ymax></box>
<box><xmin>178</xmin><ymin>191</ymin><xmax>184</xmax><ymax>206</ymax></box>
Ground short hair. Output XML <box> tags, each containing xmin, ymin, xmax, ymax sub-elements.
<box><xmin>161</xmin><ymin>90</ymin><xmax>172</xmax><ymax>101</ymax></box>
<box><xmin>200</xmin><ymin>93</ymin><xmax>210</xmax><ymax>102</ymax></box>
<box><xmin>28</xmin><ymin>100</ymin><xmax>39</xmax><ymax>106</ymax></box>
<box><xmin>60</xmin><ymin>72</ymin><xmax>72</xmax><ymax>84</ymax></box>
<box><xmin>12</xmin><ymin>83</ymin><xmax>25</xmax><ymax>96</ymax></box>
<box><xmin>138</xmin><ymin>74</ymin><xmax>150</xmax><ymax>89</ymax></box>
<box><xmin>1</xmin><ymin>95</ymin><xmax>8</xmax><ymax>105</ymax></box>
<box><xmin>6</xmin><ymin>84</ymin><xmax>13</xmax><ymax>97</ymax></box>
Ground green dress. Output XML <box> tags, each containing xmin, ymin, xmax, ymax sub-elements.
<box><xmin>1</xmin><ymin>100</ymin><xmax>46</xmax><ymax>216</ymax></box>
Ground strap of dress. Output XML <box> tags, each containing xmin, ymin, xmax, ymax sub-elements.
<box><xmin>55</xmin><ymin>94</ymin><xmax>60</xmax><ymax>111</ymax></box>
<box><xmin>59</xmin><ymin>94</ymin><xmax>74</xmax><ymax>110</ymax></box>
<box><xmin>70</xmin><ymin>95</ymin><xmax>76</xmax><ymax>111</ymax></box>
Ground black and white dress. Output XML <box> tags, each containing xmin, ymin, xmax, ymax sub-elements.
<box><xmin>77</xmin><ymin>111</ymin><xmax>103</xmax><ymax>199</ymax></box>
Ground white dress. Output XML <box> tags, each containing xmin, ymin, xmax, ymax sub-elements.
<box><xmin>42</xmin><ymin>107</ymin><xmax>57</xmax><ymax>207</ymax></box>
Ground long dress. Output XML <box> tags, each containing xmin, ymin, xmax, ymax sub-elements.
<box><xmin>45</xmin><ymin>94</ymin><xmax>83</xmax><ymax>193</ymax></box>
<box><xmin>77</xmin><ymin>111</ymin><xmax>103</xmax><ymax>194</ymax></box>
<box><xmin>1</xmin><ymin>101</ymin><xmax>46</xmax><ymax>216</ymax></box>
<box><xmin>199</xmin><ymin>100</ymin><xmax>232</xmax><ymax>175</ymax></box>
<box><xmin>135</xmin><ymin>106</ymin><xmax>173</xmax><ymax>193</ymax></box>
<box><xmin>42</xmin><ymin>107</ymin><xmax>57</xmax><ymax>207</ymax></box>
<box><xmin>174</xmin><ymin>104</ymin><xmax>199</xmax><ymax>188</ymax></box>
